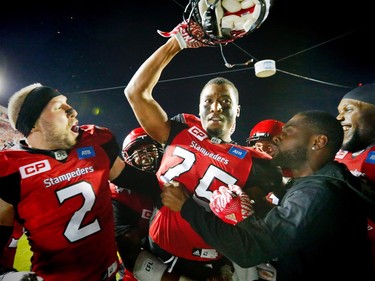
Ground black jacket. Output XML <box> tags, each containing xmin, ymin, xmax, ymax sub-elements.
<box><xmin>180</xmin><ymin>161</ymin><xmax>373</xmax><ymax>281</ymax></box>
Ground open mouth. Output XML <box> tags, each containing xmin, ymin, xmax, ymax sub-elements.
<box><xmin>71</xmin><ymin>123</ymin><xmax>79</xmax><ymax>132</ymax></box>
<box><xmin>342</xmin><ymin>124</ymin><xmax>351</xmax><ymax>132</ymax></box>
<box><xmin>142</xmin><ymin>164</ymin><xmax>154</xmax><ymax>172</ymax></box>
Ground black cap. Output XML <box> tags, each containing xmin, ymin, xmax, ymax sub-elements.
<box><xmin>342</xmin><ymin>83</ymin><xmax>375</xmax><ymax>105</ymax></box>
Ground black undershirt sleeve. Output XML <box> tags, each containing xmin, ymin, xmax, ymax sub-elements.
<box><xmin>111</xmin><ymin>164</ymin><xmax>161</xmax><ymax>200</ymax></box>
<box><xmin>0</xmin><ymin>225</ymin><xmax>15</xmax><ymax>272</ymax></box>
<box><xmin>0</xmin><ymin>225</ymin><xmax>13</xmax><ymax>255</ymax></box>
<box><xmin>102</xmin><ymin>134</ymin><xmax>122</xmax><ymax>166</ymax></box>
<box><xmin>247</xmin><ymin>157</ymin><xmax>283</xmax><ymax>194</ymax></box>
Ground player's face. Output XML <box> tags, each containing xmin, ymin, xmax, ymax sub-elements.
<box><xmin>131</xmin><ymin>143</ymin><xmax>160</xmax><ymax>173</ymax></box>
<box><xmin>199</xmin><ymin>84</ymin><xmax>239</xmax><ymax>142</ymax></box>
<box><xmin>253</xmin><ymin>140</ymin><xmax>278</xmax><ymax>157</ymax></box>
<box><xmin>271</xmin><ymin>114</ymin><xmax>310</xmax><ymax>169</ymax></box>
<box><xmin>337</xmin><ymin>99</ymin><xmax>375</xmax><ymax>152</ymax></box>
<box><xmin>34</xmin><ymin>95</ymin><xmax>79</xmax><ymax>150</ymax></box>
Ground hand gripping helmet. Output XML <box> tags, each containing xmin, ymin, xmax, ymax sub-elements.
<box><xmin>122</xmin><ymin>127</ymin><xmax>164</xmax><ymax>173</ymax></box>
<box><xmin>183</xmin><ymin>0</ymin><xmax>271</xmax><ymax>45</ymax></box>
<box><xmin>246</xmin><ymin>119</ymin><xmax>284</xmax><ymax>147</ymax></box>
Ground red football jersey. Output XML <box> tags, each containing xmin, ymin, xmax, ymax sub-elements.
<box><xmin>335</xmin><ymin>147</ymin><xmax>375</xmax><ymax>268</ymax></box>
<box><xmin>110</xmin><ymin>183</ymin><xmax>153</xmax><ymax>238</ymax></box>
<box><xmin>0</xmin><ymin>125</ymin><xmax>119</xmax><ymax>281</ymax></box>
<box><xmin>151</xmin><ymin>114</ymin><xmax>270</xmax><ymax>261</ymax></box>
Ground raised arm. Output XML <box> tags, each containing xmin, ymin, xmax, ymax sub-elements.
<box><xmin>125</xmin><ymin>20</ymin><xmax>212</xmax><ymax>145</ymax></box>
<box><xmin>124</xmin><ymin>37</ymin><xmax>181</xmax><ymax>145</ymax></box>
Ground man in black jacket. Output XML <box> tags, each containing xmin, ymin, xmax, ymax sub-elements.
<box><xmin>161</xmin><ymin>110</ymin><xmax>373</xmax><ymax>281</ymax></box>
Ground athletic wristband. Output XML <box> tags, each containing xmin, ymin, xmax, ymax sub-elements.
<box><xmin>174</xmin><ymin>33</ymin><xmax>187</xmax><ymax>49</ymax></box>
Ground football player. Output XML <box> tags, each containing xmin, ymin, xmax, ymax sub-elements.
<box><xmin>246</xmin><ymin>119</ymin><xmax>284</xmax><ymax>157</ymax></box>
<box><xmin>161</xmin><ymin>110</ymin><xmax>373</xmax><ymax>281</ymax></box>
<box><xmin>335</xmin><ymin>83</ymin><xmax>375</xmax><ymax>269</ymax></box>
<box><xmin>0</xmin><ymin>84</ymin><xmax>158</xmax><ymax>281</ymax></box>
<box><xmin>246</xmin><ymin>119</ymin><xmax>293</xmax><ymax>204</ymax></box>
<box><xmin>124</xmin><ymin>19</ymin><xmax>282</xmax><ymax>281</ymax></box>
<box><xmin>111</xmin><ymin>127</ymin><xmax>163</xmax><ymax>281</ymax></box>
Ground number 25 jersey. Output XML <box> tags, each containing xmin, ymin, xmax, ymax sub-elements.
<box><xmin>151</xmin><ymin>114</ymin><xmax>279</xmax><ymax>261</ymax></box>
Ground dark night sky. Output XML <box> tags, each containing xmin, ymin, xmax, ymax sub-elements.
<box><xmin>0</xmin><ymin>0</ymin><xmax>373</xmax><ymax>145</ymax></box>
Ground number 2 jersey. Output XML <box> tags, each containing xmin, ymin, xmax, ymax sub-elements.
<box><xmin>0</xmin><ymin>125</ymin><xmax>119</xmax><ymax>281</ymax></box>
<box><xmin>150</xmin><ymin>114</ymin><xmax>282</xmax><ymax>261</ymax></box>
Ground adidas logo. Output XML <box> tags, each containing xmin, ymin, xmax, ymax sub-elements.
<box><xmin>192</xmin><ymin>249</ymin><xmax>201</xmax><ymax>256</ymax></box>
<box><xmin>225</xmin><ymin>213</ymin><xmax>236</xmax><ymax>222</ymax></box>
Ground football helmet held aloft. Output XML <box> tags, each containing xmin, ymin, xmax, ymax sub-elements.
<box><xmin>183</xmin><ymin>0</ymin><xmax>271</xmax><ymax>45</ymax></box>
<box><xmin>122</xmin><ymin>127</ymin><xmax>164</xmax><ymax>173</ymax></box>
<box><xmin>246</xmin><ymin>119</ymin><xmax>284</xmax><ymax>147</ymax></box>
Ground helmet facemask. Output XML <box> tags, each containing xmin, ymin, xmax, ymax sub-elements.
<box><xmin>246</xmin><ymin>132</ymin><xmax>271</xmax><ymax>147</ymax></box>
<box><xmin>183</xmin><ymin>0</ymin><xmax>271</xmax><ymax>45</ymax></box>
<box><xmin>122</xmin><ymin>128</ymin><xmax>164</xmax><ymax>174</ymax></box>
<box><xmin>124</xmin><ymin>143</ymin><xmax>162</xmax><ymax>174</ymax></box>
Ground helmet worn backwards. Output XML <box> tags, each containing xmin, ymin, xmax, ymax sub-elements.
<box><xmin>183</xmin><ymin>0</ymin><xmax>271</xmax><ymax>45</ymax></box>
<box><xmin>122</xmin><ymin>127</ymin><xmax>163</xmax><ymax>173</ymax></box>
<box><xmin>246</xmin><ymin>119</ymin><xmax>284</xmax><ymax>146</ymax></box>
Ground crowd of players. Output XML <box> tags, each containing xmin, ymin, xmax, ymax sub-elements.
<box><xmin>0</xmin><ymin>18</ymin><xmax>374</xmax><ymax>281</ymax></box>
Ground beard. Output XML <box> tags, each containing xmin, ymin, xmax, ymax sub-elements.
<box><xmin>206</xmin><ymin>126</ymin><xmax>224</xmax><ymax>139</ymax></box>
<box><xmin>342</xmin><ymin>129</ymin><xmax>369</xmax><ymax>152</ymax></box>
<box><xmin>271</xmin><ymin>145</ymin><xmax>308</xmax><ymax>169</ymax></box>
<box><xmin>44</xmin><ymin>123</ymin><xmax>77</xmax><ymax>149</ymax></box>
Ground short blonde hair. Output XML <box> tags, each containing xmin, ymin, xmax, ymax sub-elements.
<box><xmin>8</xmin><ymin>83</ymin><xmax>42</xmax><ymax>132</ymax></box>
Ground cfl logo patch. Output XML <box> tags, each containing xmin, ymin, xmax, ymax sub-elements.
<box><xmin>141</xmin><ymin>209</ymin><xmax>152</xmax><ymax>220</ymax></box>
<box><xmin>144</xmin><ymin>259</ymin><xmax>154</xmax><ymax>272</ymax></box>
<box><xmin>335</xmin><ymin>149</ymin><xmax>348</xmax><ymax>159</ymax></box>
<box><xmin>188</xmin><ymin>126</ymin><xmax>208</xmax><ymax>141</ymax></box>
<box><xmin>19</xmin><ymin>160</ymin><xmax>51</xmax><ymax>179</ymax></box>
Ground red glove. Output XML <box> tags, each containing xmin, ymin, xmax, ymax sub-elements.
<box><xmin>210</xmin><ymin>185</ymin><xmax>254</xmax><ymax>225</ymax></box>
<box><xmin>157</xmin><ymin>20</ymin><xmax>215</xmax><ymax>49</ymax></box>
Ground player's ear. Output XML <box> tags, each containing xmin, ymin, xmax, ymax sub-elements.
<box><xmin>236</xmin><ymin>105</ymin><xmax>241</xmax><ymax>117</ymax></box>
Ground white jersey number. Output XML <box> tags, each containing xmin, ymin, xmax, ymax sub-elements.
<box><xmin>56</xmin><ymin>182</ymin><xmax>101</xmax><ymax>242</ymax></box>
<box><xmin>162</xmin><ymin>146</ymin><xmax>237</xmax><ymax>204</ymax></box>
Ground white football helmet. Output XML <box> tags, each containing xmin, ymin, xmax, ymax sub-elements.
<box><xmin>183</xmin><ymin>0</ymin><xmax>271</xmax><ymax>45</ymax></box>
